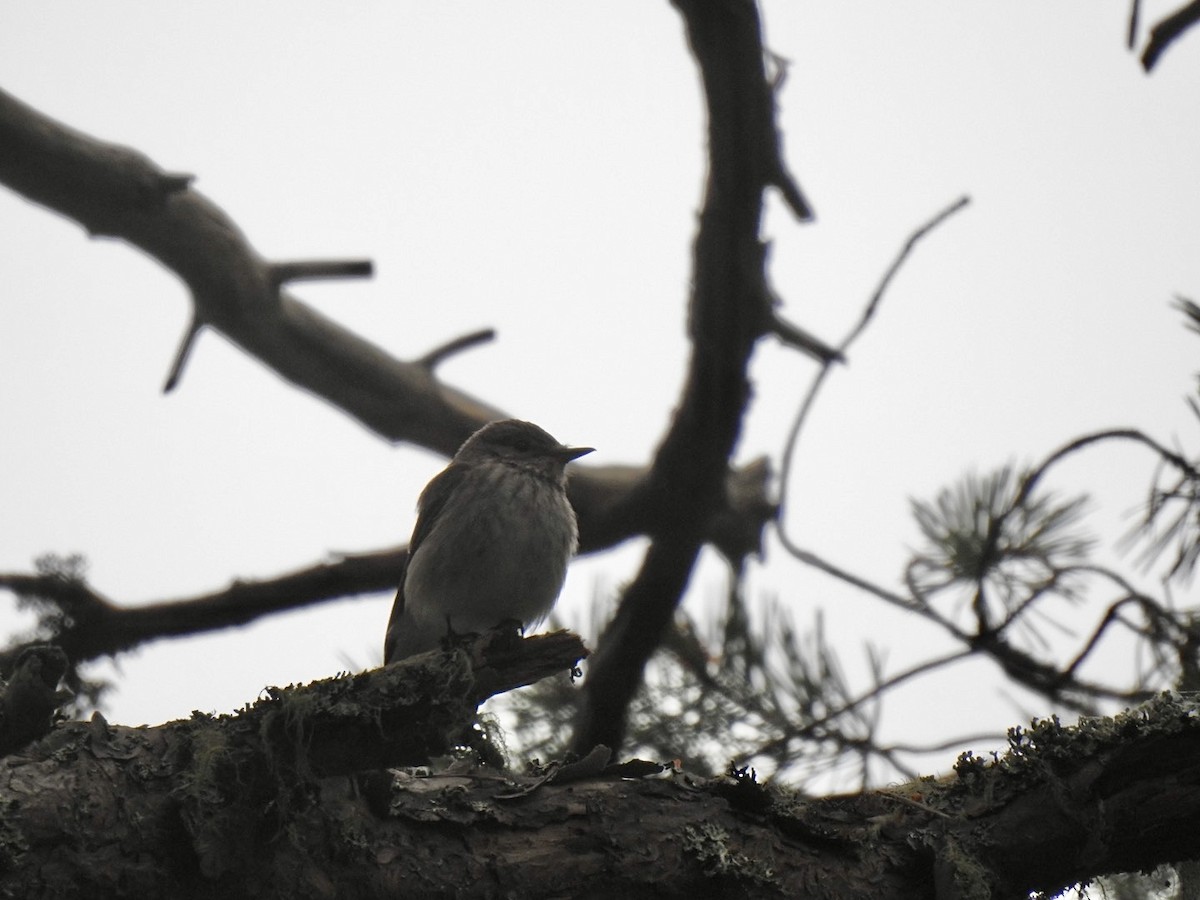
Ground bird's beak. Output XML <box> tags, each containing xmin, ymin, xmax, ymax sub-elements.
<box><xmin>559</xmin><ymin>445</ymin><xmax>594</xmax><ymax>463</ymax></box>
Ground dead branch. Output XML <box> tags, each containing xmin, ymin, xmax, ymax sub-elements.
<box><xmin>0</xmin><ymin>83</ymin><xmax>778</xmax><ymax>664</ymax></box>
<box><xmin>573</xmin><ymin>0</ymin><xmax>807</xmax><ymax>754</ymax></box>
<box><xmin>0</xmin><ymin>549</ymin><xmax>403</xmax><ymax>671</ymax></box>
<box><xmin>1141</xmin><ymin>0</ymin><xmax>1200</xmax><ymax>70</ymax></box>
<box><xmin>3</xmin><ymin>684</ymin><xmax>1198</xmax><ymax>898</ymax></box>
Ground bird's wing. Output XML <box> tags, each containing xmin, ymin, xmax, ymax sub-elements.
<box><xmin>384</xmin><ymin>462</ymin><xmax>470</xmax><ymax>663</ymax></box>
<box><xmin>383</xmin><ymin>551</ymin><xmax>411</xmax><ymax>664</ymax></box>
<box><xmin>409</xmin><ymin>461</ymin><xmax>471</xmax><ymax>557</ymax></box>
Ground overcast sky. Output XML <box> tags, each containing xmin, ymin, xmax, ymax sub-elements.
<box><xmin>2</xmin><ymin>3</ymin><xmax>1199</xmax><ymax>782</ymax></box>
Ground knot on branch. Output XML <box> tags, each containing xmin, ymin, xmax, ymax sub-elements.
<box><xmin>709</xmin><ymin>456</ymin><xmax>777</xmax><ymax>567</ymax></box>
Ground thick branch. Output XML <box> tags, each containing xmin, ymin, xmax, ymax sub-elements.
<box><xmin>0</xmin><ymin>86</ymin><xmax>775</xmax><ymax>592</ymax></box>
<box><xmin>0</xmin><ymin>87</ymin><xmax>496</xmax><ymax>456</ymax></box>
<box><xmin>2</xmin><ymin>629</ymin><xmax>586</xmax><ymax>762</ymax></box>
<box><xmin>573</xmin><ymin>0</ymin><xmax>790</xmax><ymax>754</ymax></box>
<box><xmin>3</xmin><ymin>684</ymin><xmax>1198</xmax><ymax>897</ymax></box>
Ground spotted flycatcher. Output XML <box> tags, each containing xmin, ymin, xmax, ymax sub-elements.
<box><xmin>384</xmin><ymin>419</ymin><xmax>593</xmax><ymax>663</ymax></box>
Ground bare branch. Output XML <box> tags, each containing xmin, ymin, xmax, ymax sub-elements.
<box><xmin>733</xmin><ymin>647</ymin><xmax>974</xmax><ymax>773</ymax></box>
<box><xmin>762</xmin><ymin>50</ymin><xmax>814</xmax><ymax>222</ymax></box>
<box><xmin>0</xmin><ymin>86</ymin><xmax>501</xmax><ymax>456</ymax></box>
<box><xmin>1012</xmin><ymin>428</ymin><xmax>1200</xmax><ymax>514</ymax></box>
<box><xmin>0</xmin><ymin>549</ymin><xmax>404</xmax><ymax>669</ymax></box>
<box><xmin>0</xmin><ymin>87</ymin><xmax>780</xmax><ymax>576</ymax></box>
<box><xmin>843</xmin><ymin>195</ymin><xmax>971</xmax><ymax>354</ymax></box>
<box><xmin>775</xmin><ymin>196</ymin><xmax>970</xmax><ymax>574</ymax></box>
<box><xmin>769</xmin><ymin>312</ymin><xmax>844</xmax><ymax>364</ymax></box>
<box><xmin>1141</xmin><ymin>0</ymin><xmax>1200</xmax><ymax>71</ymax></box>
<box><xmin>783</xmin><ymin>541</ymin><xmax>937</xmax><ymax>619</ymax></box>
<box><xmin>573</xmin><ymin>0</ymin><xmax>796</xmax><ymax>754</ymax></box>
<box><xmin>162</xmin><ymin>315</ymin><xmax>203</xmax><ymax>393</ymax></box>
<box><xmin>1057</xmin><ymin>565</ymin><xmax>1187</xmax><ymax>684</ymax></box>
<box><xmin>266</xmin><ymin>259</ymin><xmax>373</xmax><ymax>288</ymax></box>
<box><xmin>771</xmin><ymin>167</ymin><xmax>813</xmax><ymax>222</ymax></box>
<box><xmin>416</xmin><ymin>328</ymin><xmax>497</xmax><ymax>370</ymax></box>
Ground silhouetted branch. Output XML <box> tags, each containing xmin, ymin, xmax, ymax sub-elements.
<box><xmin>1141</xmin><ymin>0</ymin><xmax>1200</xmax><ymax>70</ymax></box>
<box><xmin>416</xmin><ymin>328</ymin><xmax>496</xmax><ymax>369</ymax></box>
<box><xmin>0</xmin><ymin>549</ymin><xmax>404</xmax><ymax>670</ymax></box>
<box><xmin>267</xmin><ymin>259</ymin><xmax>373</xmax><ymax>287</ymax></box>
<box><xmin>0</xmin><ymin>86</ymin><xmax>500</xmax><ymax>456</ymax></box>
<box><xmin>776</xmin><ymin>196</ymin><xmax>970</xmax><ymax>563</ymax></box>
<box><xmin>162</xmin><ymin>314</ymin><xmax>203</xmax><ymax>392</ymax></box>
<box><xmin>1013</xmin><ymin>428</ymin><xmax>1199</xmax><ymax>513</ymax></box>
<box><xmin>573</xmin><ymin>0</ymin><xmax>802</xmax><ymax>755</ymax></box>
<box><xmin>769</xmin><ymin>312</ymin><xmax>844</xmax><ymax>364</ymax></box>
<box><xmin>0</xmin><ymin>82</ymin><xmax>783</xmax><ymax>671</ymax></box>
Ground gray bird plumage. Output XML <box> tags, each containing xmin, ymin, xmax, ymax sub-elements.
<box><xmin>384</xmin><ymin>419</ymin><xmax>593</xmax><ymax>663</ymax></box>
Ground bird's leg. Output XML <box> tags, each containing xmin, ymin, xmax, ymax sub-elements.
<box><xmin>438</xmin><ymin>616</ymin><xmax>479</xmax><ymax>653</ymax></box>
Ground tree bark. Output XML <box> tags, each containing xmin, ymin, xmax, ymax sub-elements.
<box><xmin>3</xmin><ymin>679</ymin><xmax>1199</xmax><ymax>899</ymax></box>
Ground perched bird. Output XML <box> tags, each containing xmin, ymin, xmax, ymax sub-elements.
<box><xmin>384</xmin><ymin>419</ymin><xmax>593</xmax><ymax>663</ymax></box>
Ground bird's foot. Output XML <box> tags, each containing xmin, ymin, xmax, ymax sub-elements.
<box><xmin>486</xmin><ymin>619</ymin><xmax>525</xmax><ymax>654</ymax></box>
<box><xmin>437</xmin><ymin>618</ymin><xmax>480</xmax><ymax>654</ymax></box>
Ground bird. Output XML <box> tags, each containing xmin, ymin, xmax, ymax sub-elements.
<box><xmin>384</xmin><ymin>419</ymin><xmax>593</xmax><ymax>663</ymax></box>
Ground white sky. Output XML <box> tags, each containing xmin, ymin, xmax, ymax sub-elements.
<box><xmin>2</xmin><ymin>3</ymin><xmax>1199</xmax><ymax>784</ymax></box>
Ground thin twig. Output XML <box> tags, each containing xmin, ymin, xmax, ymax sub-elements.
<box><xmin>775</xmin><ymin>195</ymin><xmax>971</xmax><ymax>603</ymax></box>
<box><xmin>973</xmin><ymin>428</ymin><xmax>1199</xmax><ymax>611</ymax></box>
<box><xmin>772</xmin><ymin>167</ymin><xmax>814</xmax><ymax>222</ymax></box>
<box><xmin>162</xmin><ymin>315</ymin><xmax>202</xmax><ymax>393</ymax></box>
<box><xmin>777</xmin><ymin>542</ymin><xmax>932</xmax><ymax>617</ymax></box>
<box><xmin>770</xmin><ymin>313</ymin><xmax>844</xmax><ymax>364</ymax></box>
<box><xmin>416</xmin><ymin>328</ymin><xmax>497</xmax><ymax>369</ymax></box>
<box><xmin>1012</xmin><ymin>428</ymin><xmax>1200</xmax><ymax>514</ymax></box>
<box><xmin>840</xmin><ymin>195</ymin><xmax>971</xmax><ymax>353</ymax></box>
<box><xmin>733</xmin><ymin>647</ymin><xmax>975</xmax><ymax>769</ymax></box>
<box><xmin>267</xmin><ymin>259</ymin><xmax>373</xmax><ymax>288</ymax></box>
<box><xmin>1056</xmin><ymin>565</ymin><xmax>1180</xmax><ymax>681</ymax></box>
<box><xmin>762</xmin><ymin>48</ymin><xmax>814</xmax><ymax>222</ymax></box>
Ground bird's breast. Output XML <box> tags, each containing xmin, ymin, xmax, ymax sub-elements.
<box><xmin>402</xmin><ymin>464</ymin><xmax>578</xmax><ymax>633</ymax></box>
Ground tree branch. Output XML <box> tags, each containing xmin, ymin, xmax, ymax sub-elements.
<box><xmin>0</xmin><ymin>550</ymin><xmax>404</xmax><ymax>671</ymax></box>
<box><xmin>266</xmin><ymin>259</ymin><xmax>373</xmax><ymax>287</ymax></box>
<box><xmin>0</xmin><ymin>463</ymin><xmax>774</xmax><ymax>667</ymax></box>
<box><xmin>1141</xmin><ymin>0</ymin><xmax>1200</xmax><ymax>71</ymax></box>
<box><xmin>3</xmin><ymin>682</ymin><xmax>1198</xmax><ymax>897</ymax></box>
<box><xmin>776</xmin><ymin>195</ymin><xmax>970</xmax><ymax>563</ymax></box>
<box><xmin>0</xmin><ymin>87</ymin><xmax>497</xmax><ymax>455</ymax></box>
<box><xmin>572</xmin><ymin>0</ymin><xmax>794</xmax><ymax>754</ymax></box>
<box><xmin>162</xmin><ymin>314</ymin><xmax>203</xmax><ymax>392</ymax></box>
<box><xmin>0</xmin><ymin>84</ymin><xmax>778</xmax><ymax>638</ymax></box>
<box><xmin>415</xmin><ymin>327</ymin><xmax>496</xmax><ymax>369</ymax></box>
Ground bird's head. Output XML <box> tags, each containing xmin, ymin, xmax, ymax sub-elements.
<box><xmin>456</xmin><ymin>419</ymin><xmax>593</xmax><ymax>480</ymax></box>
